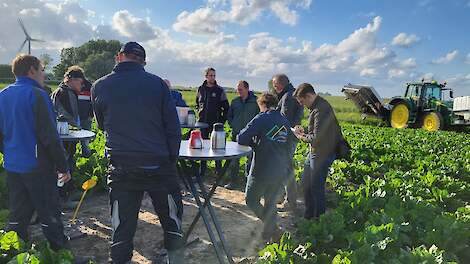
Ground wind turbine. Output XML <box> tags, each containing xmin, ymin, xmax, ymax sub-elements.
<box><xmin>18</xmin><ymin>18</ymin><xmax>45</xmax><ymax>55</ymax></box>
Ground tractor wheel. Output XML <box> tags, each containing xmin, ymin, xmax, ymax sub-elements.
<box><xmin>390</xmin><ymin>103</ymin><xmax>410</xmax><ymax>129</ymax></box>
<box><xmin>421</xmin><ymin>112</ymin><xmax>444</xmax><ymax>131</ymax></box>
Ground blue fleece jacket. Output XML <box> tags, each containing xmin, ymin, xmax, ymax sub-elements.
<box><xmin>0</xmin><ymin>77</ymin><xmax>68</xmax><ymax>173</ymax></box>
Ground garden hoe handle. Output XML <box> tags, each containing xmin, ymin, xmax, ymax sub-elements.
<box><xmin>71</xmin><ymin>190</ymin><xmax>87</xmax><ymax>223</ymax></box>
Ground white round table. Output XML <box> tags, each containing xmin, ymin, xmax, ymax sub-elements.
<box><xmin>60</xmin><ymin>130</ymin><xmax>96</xmax><ymax>141</ymax></box>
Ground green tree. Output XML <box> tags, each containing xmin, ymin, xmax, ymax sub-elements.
<box><xmin>268</xmin><ymin>79</ymin><xmax>275</xmax><ymax>94</ymax></box>
<box><xmin>53</xmin><ymin>39</ymin><xmax>121</xmax><ymax>80</ymax></box>
<box><xmin>81</xmin><ymin>52</ymin><xmax>116</xmax><ymax>80</ymax></box>
<box><xmin>39</xmin><ymin>54</ymin><xmax>53</xmax><ymax>72</ymax></box>
<box><xmin>0</xmin><ymin>64</ymin><xmax>14</xmax><ymax>80</ymax></box>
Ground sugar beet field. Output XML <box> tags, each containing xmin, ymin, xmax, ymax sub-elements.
<box><xmin>1</xmin><ymin>83</ymin><xmax>469</xmax><ymax>263</ymax></box>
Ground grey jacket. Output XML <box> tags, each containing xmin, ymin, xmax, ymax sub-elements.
<box><xmin>276</xmin><ymin>83</ymin><xmax>304</xmax><ymax>128</ymax></box>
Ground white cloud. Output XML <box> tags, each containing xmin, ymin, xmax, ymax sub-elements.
<box><xmin>432</xmin><ymin>50</ymin><xmax>458</xmax><ymax>64</ymax></box>
<box><xmin>360</xmin><ymin>68</ymin><xmax>377</xmax><ymax>77</ymax></box>
<box><xmin>355</xmin><ymin>47</ymin><xmax>396</xmax><ymax>67</ymax></box>
<box><xmin>1</xmin><ymin>1</ymin><xmax>467</xmax><ymax>97</ymax></box>
<box><xmin>388</xmin><ymin>68</ymin><xmax>406</xmax><ymax>78</ymax></box>
<box><xmin>270</xmin><ymin>2</ymin><xmax>299</xmax><ymax>26</ymax></box>
<box><xmin>399</xmin><ymin>58</ymin><xmax>417</xmax><ymax>68</ymax></box>
<box><xmin>173</xmin><ymin>8</ymin><xmax>227</xmax><ymax>35</ymax></box>
<box><xmin>112</xmin><ymin>10</ymin><xmax>162</xmax><ymax>41</ymax></box>
<box><xmin>0</xmin><ymin>0</ymin><xmax>97</xmax><ymax>63</ymax></box>
<box><xmin>466</xmin><ymin>52</ymin><xmax>470</xmax><ymax>64</ymax></box>
<box><xmin>173</xmin><ymin>0</ymin><xmax>312</xmax><ymax>35</ymax></box>
<box><xmin>392</xmin><ymin>33</ymin><xmax>420</xmax><ymax>47</ymax></box>
<box><xmin>336</xmin><ymin>16</ymin><xmax>382</xmax><ymax>54</ymax></box>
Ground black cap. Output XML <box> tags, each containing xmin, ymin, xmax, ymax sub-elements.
<box><xmin>66</xmin><ymin>69</ymin><xmax>85</xmax><ymax>79</ymax></box>
<box><xmin>120</xmin><ymin>42</ymin><xmax>146</xmax><ymax>61</ymax></box>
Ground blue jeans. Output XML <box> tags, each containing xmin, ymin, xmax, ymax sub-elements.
<box><xmin>302</xmin><ymin>153</ymin><xmax>335</xmax><ymax>219</ymax></box>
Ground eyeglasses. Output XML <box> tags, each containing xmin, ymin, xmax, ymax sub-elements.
<box><xmin>206</xmin><ymin>74</ymin><xmax>216</xmax><ymax>77</ymax></box>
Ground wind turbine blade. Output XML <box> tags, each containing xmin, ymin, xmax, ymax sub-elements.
<box><xmin>18</xmin><ymin>18</ymin><xmax>31</xmax><ymax>38</ymax></box>
<box><xmin>18</xmin><ymin>39</ymin><xmax>27</xmax><ymax>53</ymax></box>
<box><xmin>30</xmin><ymin>38</ymin><xmax>45</xmax><ymax>42</ymax></box>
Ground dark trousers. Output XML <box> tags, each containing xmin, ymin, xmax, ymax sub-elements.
<box><xmin>285</xmin><ymin>141</ymin><xmax>298</xmax><ymax>204</ymax></box>
<box><xmin>228</xmin><ymin>154</ymin><xmax>252</xmax><ymax>183</ymax></box>
<box><xmin>245</xmin><ymin>174</ymin><xmax>284</xmax><ymax>235</ymax></box>
<box><xmin>108</xmin><ymin>167</ymin><xmax>184</xmax><ymax>264</ymax></box>
<box><xmin>201</xmin><ymin>124</ymin><xmax>213</xmax><ymax>140</ymax></box>
<box><xmin>80</xmin><ymin>118</ymin><xmax>92</xmax><ymax>154</ymax></box>
<box><xmin>6</xmin><ymin>170</ymin><xmax>68</xmax><ymax>250</ymax></box>
<box><xmin>60</xmin><ymin>141</ymin><xmax>77</xmax><ymax>199</ymax></box>
<box><xmin>302</xmin><ymin>154</ymin><xmax>335</xmax><ymax>219</ymax></box>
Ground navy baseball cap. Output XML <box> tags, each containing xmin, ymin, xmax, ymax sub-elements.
<box><xmin>120</xmin><ymin>42</ymin><xmax>146</xmax><ymax>61</ymax></box>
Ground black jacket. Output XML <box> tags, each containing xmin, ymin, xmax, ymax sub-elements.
<box><xmin>92</xmin><ymin>62</ymin><xmax>181</xmax><ymax>172</ymax></box>
<box><xmin>276</xmin><ymin>83</ymin><xmax>304</xmax><ymax>128</ymax></box>
<box><xmin>51</xmin><ymin>82</ymin><xmax>80</xmax><ymax>127</ymax></box>
<box><xmin>196</xmin><ymin>81</ymin><xmax>230</xmax><ymax>125</ymax></box>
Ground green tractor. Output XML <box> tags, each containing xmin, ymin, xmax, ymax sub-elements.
<box><xmin>342</xmin><ymin>81</ymin><xmax>470</xmax><ymax>131</ymax></box>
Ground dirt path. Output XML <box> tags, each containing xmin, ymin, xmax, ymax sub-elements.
<box><xmin>32</xmin><ymin>186</ymin><xmax>301</xmax><ymax>263</ymax></box>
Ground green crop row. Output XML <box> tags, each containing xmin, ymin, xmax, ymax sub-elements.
<box><xmin>257</xmin><ymin>124</ymin><xmax>470</xmax><ymax>263</ymax></box>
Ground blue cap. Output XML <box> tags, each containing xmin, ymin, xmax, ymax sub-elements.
<box><xmin>120</xmin><ymin>42</ymin><xmax>146</xmax><ymax>61</ymax></box>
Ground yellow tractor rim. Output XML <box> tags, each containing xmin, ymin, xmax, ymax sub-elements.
<box><xmin>422</xmin><ymin>113</ymin><xmax>440</xmax><ymax>131</ymax></box>
<box><xmin>391</xmin><ymin>104</ymin><xmax>409</xmax><ymax>128</ymax></box>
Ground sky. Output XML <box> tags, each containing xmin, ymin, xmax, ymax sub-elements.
<box><xmin>0</xmin><ymin>0</ymin><xmax>469</xmax><ymax>97</ymax></box>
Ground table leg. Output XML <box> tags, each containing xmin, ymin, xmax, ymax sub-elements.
<box><xmin>184</xmin><ymin>159</ymin><xmax>231</xmax><ymax>240</ymax></box>
<box><xmin>179</xmin><ymin>160</ymin><xmax>226</xmax><ymax>264</ymax></box>
<box><xmin>195</xmin><ymin>161</ymin><xmax>235</xmax><ymax>264</ymax></box>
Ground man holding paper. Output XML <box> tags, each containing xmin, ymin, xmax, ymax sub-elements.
<box><xmin>292</xmin><ymin>83</ymin><xmax>343</xmax><ymax>219</ymax></box>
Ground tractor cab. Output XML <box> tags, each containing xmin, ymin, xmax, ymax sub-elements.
<box><xmin>404</xmin><ymin>81</ymin><xmax>448</xmax><ymax>110</ymax></box>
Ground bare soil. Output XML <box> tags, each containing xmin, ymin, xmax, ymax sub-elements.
<box><xmin>32</xmin><ymin>185</ymin><xmax>301</xmax><ymax>264</ymax></box>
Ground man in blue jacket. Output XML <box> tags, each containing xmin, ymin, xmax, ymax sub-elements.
<box><xmin>272</xmin><ymin>74</ymin><xmax>304</xmax><ymax>211</ymax></box>
<box><xmin>92</xmin><ymin>42</ymin><xmax>184</xmax><ymax>264</ymax></box>
<box><xmin>238</xmin><ymin>92</ymin><xmax>292</xmax><ymax>241</ymax></box>
<box><xmin>0</xmin><ymin>55</ymin><xmax>70</xmax><ymax>250</ymax></box>
<box><xmin>164</xmin><ymin>79</ymin><xmax>188</xmax><ymax>107</ymax></box>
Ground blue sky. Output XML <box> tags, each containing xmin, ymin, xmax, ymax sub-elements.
<box><xmin>1</xmin><ymin>0</ymin><xmax>469</xmax><ymax>96</ymax></box>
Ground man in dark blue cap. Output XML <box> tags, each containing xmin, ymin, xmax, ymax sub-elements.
<box><xmin>92</xmin><ymin>42</ymin><xmax>185</xmax><ymax>264</ymax></box>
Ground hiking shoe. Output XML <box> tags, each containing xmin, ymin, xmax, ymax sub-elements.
<box><xmin>224</xmin><ymin>182</ymin><xmax>237</xmax><ymax>190</ymax></box>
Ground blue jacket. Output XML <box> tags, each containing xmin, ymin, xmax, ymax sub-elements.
<box><xmin>0</xmin><ymin>77</ymin><xmax>68</xmax><ymax>173</ymax></box>
<box><xmin>171</xmin><ymin>90</ymin><xmax>188</xmax><ymax>107</ymax></box>
<box><xmin>92</xmin><ymin>62</ymin><xmax>181</xmax><ymax>171</ymax></box>
<box><xmin>237</xmin><ymin>110</ymin><xmax>293</xmax><ymax>181</ymax></box>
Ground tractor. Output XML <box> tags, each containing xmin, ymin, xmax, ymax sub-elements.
<box><xmin>342</xmin><ymin>80</ymin><xmax>470</xmax><ymax>131</ymax></box>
